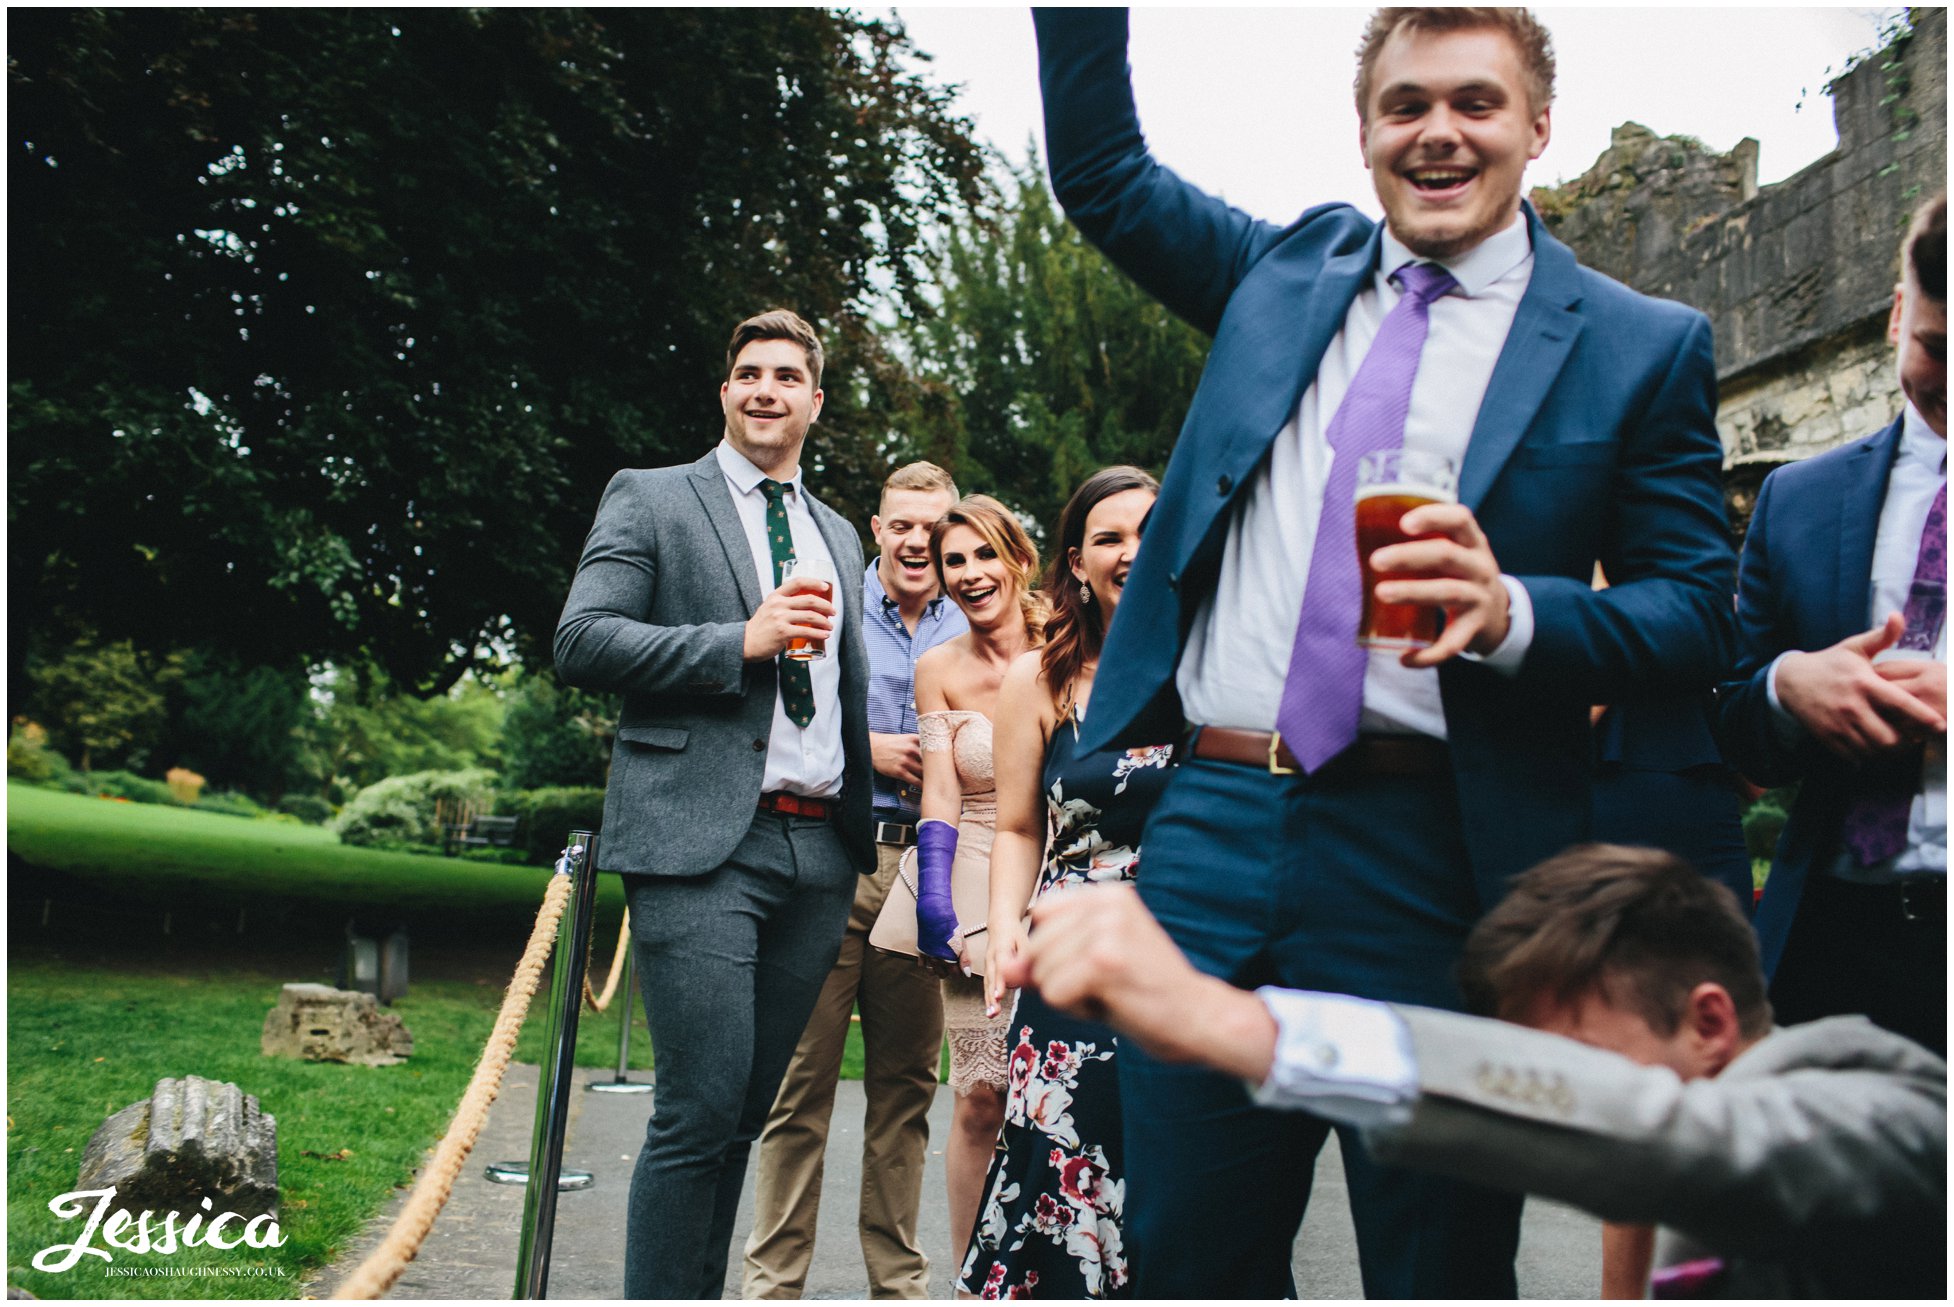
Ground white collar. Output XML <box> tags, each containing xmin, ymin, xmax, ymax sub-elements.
<box><xmin>1899</xmin><ymin>404</ymin><xmax>1947</xmax><ymax>476</ymax></box>
<box><xmin>715</xmin><ymin>438</ymin><xmax>803</xmax><ymax>496</ymax></box>
<box><xmin>1379</xmin><ymin>210</ymin><xmax>1532</xmax><ymax>299</ymax></box>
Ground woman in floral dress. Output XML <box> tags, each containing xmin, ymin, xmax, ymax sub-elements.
<box><xmin>957</xmin><ymin>467</ymin><xmax>1167</xmax><ymax>1299</ymax></box>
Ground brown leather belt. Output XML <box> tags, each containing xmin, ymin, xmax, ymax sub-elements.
<box><xmin>758</xmin><ymin>791</ymin><xmax>834</xmax><ymax>820</ymax></box>
<box><xmin>1188</xmin><ymin>727</ymin><xmax>1449</xmax><ymax>779</ymax></box>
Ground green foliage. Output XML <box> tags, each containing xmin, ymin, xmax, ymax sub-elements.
<box><xmin>166</xmin><ymin>650</ymin><xmax>310</xmax><ymax>801</ymax></box>
<box><xmin>1741</xmin><ymin>786</ymin><xmax>1796</xmax><ymax>862</ymax></box>
<box><xmin>79</xmin><ymin>769</ymin><xmax>179</xmax><ymax>807</ymax></box>
<box><xmin>499</xmin><ymin>672</ymin><xmax>613</xmax><ymax>790</ymax></box>
<box><xmin>22</xmin><ymin>636</ymin><xmax>172</xmax><ymax>773</ymax></box>
<box><xmin>7</xmin><ymin>720</ymin><xmax>72</xmax><ymax>784</ymax></box>
<box><xmin>494</xmin><ymin>787</ymin><xmax>609</xmax><ymax>865</ymax></box>
<box><xmin>299</xmin><ymin>663</ymin><xmax>505</xmax><ymax>799</ymax></box>
<box><xmin>192</xmin><ymin>788</ymin><xmax>274</xmax><ymax>819</ymax></box>
<box><xmin>895</xmin><ymin>151</ymin><xmax>1210</xmax><ymax>537</ymax></box>
<box><xmin>333</xmin><ymin>768</ymin><xmax>496</xmax><ymax>848</ymax></box>
<box><xmin>10</xmin><ymin>9</ymin><xmax>984</xmax><ymax>692</ymax></box>
<box><xmin>277</xmin><ymin>793</ymin><xmax>336</xmax><ymax>825</ymax></box>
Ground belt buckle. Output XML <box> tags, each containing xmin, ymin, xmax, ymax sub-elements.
<box><xmin>1268</xmin><ymin>730</ymin><xmax>1297</xmax><ymax>777</ymax></box>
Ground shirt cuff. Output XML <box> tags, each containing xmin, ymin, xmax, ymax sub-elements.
<box><xmin>1458</xmin><ymin>575</ymin><xmax>1532</xmax><ymax>675</ymax></box>
<box><xmin>1764</xmin><ymin>653</ymin><xmax>1807</xmax><ymax>748</ymax></box>
<box><xmin>1249</xmin><ymin>988</ymin><xmax>1419</xmax><ymax>1129</ymax></box>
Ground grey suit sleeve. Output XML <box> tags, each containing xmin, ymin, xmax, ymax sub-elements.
<box><xmin>1370</xmin><ymin>1008</ymin><xmax>1946</xmax><ymax>1259</ymax></box>
<box><xmin>553</xmin><ymin>470</ymin><xmax>750</xmax><ymax>697</ymax></box>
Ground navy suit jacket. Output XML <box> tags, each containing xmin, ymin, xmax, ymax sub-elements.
<box><xmin>1036</xmin><ymin>10</ymin><xmax>1736</xmax><ymax>902</ymax></box>
<box><xmin>1715</xmin><ymin>417</ymin><xmax>1908</xmax><ymax>975</ymax></box>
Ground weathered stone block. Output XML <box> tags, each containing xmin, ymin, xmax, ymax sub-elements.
<box><xmin>77</xmin><ymin>1076</ymin><xmax>278</xmax><ymax>1218</ymax></box>
<box><xmin>261</xmin><ymin>982</ymin><xmax>413</xmax><ymax>1067</ymax></box>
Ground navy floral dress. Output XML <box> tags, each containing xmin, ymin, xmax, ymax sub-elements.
<box><xmin>956</xmin><ymin>715</ymin><xmax>1173</xmax><ymax>1299</ymax></box>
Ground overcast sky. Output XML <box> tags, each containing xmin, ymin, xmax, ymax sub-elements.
<box><xmin>890</xmin><ymin>6</ymin><xmax>1904</xmax><ymax>222</ymax></box>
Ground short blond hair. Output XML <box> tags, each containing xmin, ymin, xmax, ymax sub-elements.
<box><xmin>726</xmin><ymin>308</ymin><xmax>823</xmax><ymax>389</ymax></box>
<box><xmin>1354</xmin><ymin>7</ymin><xmax>1556</xmax><ymax>118</ymax></box>
<box><xmin>881</xmin><ymin>461</ymin><xmax>959</xmax><ymax>508</ymax></box>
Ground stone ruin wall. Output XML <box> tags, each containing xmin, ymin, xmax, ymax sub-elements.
<box><xmin>1532</xmin><ymin>8</ymin><xmax>1945</xmax><ymax>522</ymax></box>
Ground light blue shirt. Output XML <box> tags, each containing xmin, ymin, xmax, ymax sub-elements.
<box><xmin>863</xmin><ymin>561</ymin><xmax>967</xmax><ymax>821</ymax></box>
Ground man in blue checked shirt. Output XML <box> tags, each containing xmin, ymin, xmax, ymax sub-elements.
<box><xmin>744</xmin><ymin>461</ymin><xmax>967</xmax><ymax>1298</ymax></box>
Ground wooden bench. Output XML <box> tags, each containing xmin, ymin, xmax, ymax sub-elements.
<box><xmin>443</xmin><ymin>813</ymin><xmax>522</xmax><ymax>857</ymax></box>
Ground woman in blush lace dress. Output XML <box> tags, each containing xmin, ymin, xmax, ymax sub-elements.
<box><xmin>957</xmin><ymin>467</ymin><xmax>1167</xmax><ymax>1300</ymax></box>
<box><xmin>912</xmin><ymin>494</ymin><xmax>1047</xmax><ymax>1274</ymax></box>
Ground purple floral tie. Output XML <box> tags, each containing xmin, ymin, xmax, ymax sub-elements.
<box><xmin>1278</xmin><ymin>261</ymin><xmax>1458</xmax><ymax>773</ymax></box>
<box><xmin>1839</xmin><ymin>475</ymin><xmax>1946</xmax><ymax>864</ymax></box>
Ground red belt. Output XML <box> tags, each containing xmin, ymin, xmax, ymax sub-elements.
<box><xmin>758</xmin><ymin>791</ymin><xmax>834</xmax><ymax>820</ymax></box>
<box><xmin>1188</xmin><ymin>728</ymin><xmax>1448</xmax><ymax>779</ymax></box>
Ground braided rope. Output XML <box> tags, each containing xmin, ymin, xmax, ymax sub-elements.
<box><xmin>331</xmin><ymin>870</ymin><xmax>574</xmax><ymax>1300</ymax></box>
<box><xmin>581</xmin><ymin>910</ymin><xmax>631</xmax><ymax>1013</ymax></box>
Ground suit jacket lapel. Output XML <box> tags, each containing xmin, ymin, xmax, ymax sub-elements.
<box><xmin>688</xmin><ymin>450</ymin><xmax>765</xmax><ymax>616</ymax></box>
<box><xmin>808</xmin><ymin>495</ymin><xmax>863</xmax><ymax>629</ymax></box>
<box><xmin>1460</xmin><ymin>209</ymin><xmax>1585</xmax><ymax>511</ymax></box>
<box><xmin>1832</xmin><ymin>417</ymin><xmax>1907</xmax><ymax>640</ymax></box>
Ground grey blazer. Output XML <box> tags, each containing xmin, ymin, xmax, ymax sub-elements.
<box><xmin>1371</xmin><ymin>1011</ymin><xmax>1946</xmax><ymax>1299</ymax></box>
<box><xmin>553</xmin><ymin>450</ymin><xmax>874</xmax><ymax>876</ymax></box>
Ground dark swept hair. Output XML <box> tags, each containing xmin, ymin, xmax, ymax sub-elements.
<box><xmin>725</xmin><ymin>308</ymin><xmax>824</xmax><ymax>389</ymax></box>
<box><xmin>929</xmin><ymin>494</ymin><xmax>1050</xmax><ymax>642</ymax></box>
<box><xmin>1354</xmin><ymin>7</ymin><xmax>1557</xmax><ymax>116</ymax></box>
<box><xmin>1459</xmin><ymin>844</ymin><xmax>1771</xmax><ymax>1041</ymax></box>
<box><xmin>1039</xmin><ymin>466</ymin><xmax>1160</xmax><ymax>710</ymax></box>
<box><xmin>1904</xmin><ymin>190</ymin><xmax>1946</xmax><ymax>303</ymax></box>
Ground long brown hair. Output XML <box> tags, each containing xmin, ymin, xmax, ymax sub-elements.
<box><xmin>1039</xmin><ymin>466</ymin><xmax>1160</xmax><ymax>710</ymax></box>
<box><xmin>929</xmin><ymin>495</ymin><xmax>1049</xmax><ymax>642</ymax></box>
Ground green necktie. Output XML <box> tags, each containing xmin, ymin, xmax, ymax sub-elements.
<box><xmin>759</xmin><ymin>479</ymin><xmax>817</xmax><ymax>728</ymax></box>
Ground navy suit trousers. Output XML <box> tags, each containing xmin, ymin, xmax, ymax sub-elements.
<box><xmin>1122</xmin><ymin>754</ymin><xmax>1524</xmax><ymax>1299</ymax></box>
<box><xmin>622</xmin><ymin>811</ymin><xmax>856</xmax><ymax>1299</ymax></box>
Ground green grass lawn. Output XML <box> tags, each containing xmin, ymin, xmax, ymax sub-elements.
<box><xmin>7</xmin><ymin>784</ymin><xmax>875</xmax><ymax>1297</ymax></box>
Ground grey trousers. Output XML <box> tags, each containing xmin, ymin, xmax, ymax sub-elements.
<box><xmin>622</xmin><ymin>810</ymin><xmax>857</xmax><ymax>1299</ymax></box>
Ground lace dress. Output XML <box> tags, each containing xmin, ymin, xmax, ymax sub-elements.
<box><xmin>919</xmin><ymin>708</ymin><xmax>1012</xmax><ymax>1097</ymax></box>
<box><xmin>957</xmin><ymin>715</ymin><xmax>1174</xmax><ymax>1299</ymax></box>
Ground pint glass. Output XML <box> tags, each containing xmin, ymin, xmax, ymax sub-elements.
<box><xmin>1355</xmin><ymin>449</ymin><xmax>1458</xmax><ymax>649</ymax></box>
<box><xmin>780</xmin><ymin>557</ymin><xmax>835</xmax><ymax>661</ymax></box>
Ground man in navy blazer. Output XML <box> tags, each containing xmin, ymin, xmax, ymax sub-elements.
<box><xmin>1716</xmin><ymin>193</ymin><xmax>1947</xmax><ymax>1056</ymax></box>
<box><xmin>1032</xmin><ymin>8</ymin><xmax>1735</xmax><ymax>1298</ymax></box>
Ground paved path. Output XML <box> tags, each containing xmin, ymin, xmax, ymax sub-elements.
<box><xmin>321</xmin><ymin>1061</ymin><xmax>1600</xmax><ymax>1299</ymax></box>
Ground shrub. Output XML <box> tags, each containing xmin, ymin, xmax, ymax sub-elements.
<box><xmin>334</xmin><ymin>768</ymin><xmax>497</xmax><ymax>848</ymax></box>
<box><xmin>277</xmin><ymin>793</ymin><xmax>336</xmax><ymax>825</ymax></box>
<box><xmin>8</xmin><ymin>720</ymin><xmax>72</xmax><ymax>784</ymax></box>
<box><xmin>166</xmin><ymin>766</ymin><xmax>207</xmax><ymax>805</ymax></box>
<box><xmin>494</xmin><ymin>787</ymin><xmax>607</xmax><ymax>865</ymax></box>
<box><xmin>84</xmin><ymin>769</ymin><xmax>177</xmax><ymax>806</ymax></box>
<box><xmin>193</xmin><ymin>789</ymin><xmax>270</xmax><ymax>819</ymax></box>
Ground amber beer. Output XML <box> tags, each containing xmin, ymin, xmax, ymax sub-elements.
<box><xmin>1355</xmin><ymin>450</ymin><xmax>1458</xmax><ymax>650</ymax></box>
<box><xmin>780</xmin><ymin>557</ymin><xmax>835</xmax><ymax>661</ymax></box>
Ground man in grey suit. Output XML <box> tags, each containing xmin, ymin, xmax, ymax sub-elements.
<box><xmin>1011</xmin><ymin>845</ymin><xmax>1945</xmax><ymax>1299</ymax></box>
<box><xmin>555</xmin><ymin>308</ymin><xmax>875</xmax><ymax>1299</ymax></box>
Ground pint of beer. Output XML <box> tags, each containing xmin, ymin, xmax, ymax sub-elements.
<box><xmin>1355</xmin><ymin>450</ymin><xmax>1458</xmax><ymax>649</ymax></box>
<box><xmin>780</xmin><ymin>557</ymin><xmax>835</xmax><ymax>661</ymax></box>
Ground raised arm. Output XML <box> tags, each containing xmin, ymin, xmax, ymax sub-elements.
<box><xmin>554</xmin><ymin>470</ymin><xmax>749</xmax><ymax>698</ymax></box>
<box><xmin>1032</xmin><ymin>7</ymin><xmax>1288</xmax><ymax>336</ymax></box>
<box><xmin>985</xmin><ymin>651</ymin><xmax>1060</xmax><ymax>1013</ymax></box>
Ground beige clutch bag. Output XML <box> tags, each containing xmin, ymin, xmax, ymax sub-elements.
<box><xmin>869</xmin><ymin>842</ymin><xmax>990</xmax><ymax>977</ymax></box>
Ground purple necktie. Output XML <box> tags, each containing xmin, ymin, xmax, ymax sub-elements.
<box><xmin>1278</xmin><ymin>261</ymin><xmax>1458</xmax><ymax>774</ymax></box>
<box><xmin>1840</xmin><ymin>475</ymin><xmax>1946</xmax><ymax>864</ymax></box>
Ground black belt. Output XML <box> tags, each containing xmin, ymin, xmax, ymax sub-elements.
<box><xmin>1187</xmin><ymin>727</ymin><xmax>1448</xmax><ymax>779</ymax></box>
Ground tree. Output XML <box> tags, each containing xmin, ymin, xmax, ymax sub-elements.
<box><xmin>893</xmin><ymin>152</ymin><xmax>1212</xmax><ymax>537</ymax></box>
<box><xmin>24</xmin><ymin>637</ymin><xmax>171</xmax><ymax>772</ymax></box>
<box><xmin>500</xmin><ymin>671</ymin><xmax>614</xmax><ymax>790</ymax></box>
<box><xmin>10</xmin><ymin>9</ymin><xmax>984</xmax><ymax>699</ymax></box>
<box><xmin>298</xmin><ymin>663</ymin><xmax>505</xmax><ymax>799</ymax></box>
<box><xmin>165</xmin><ymin>651</ymin><xmax>309</xmax><ymax>801</ymax></box>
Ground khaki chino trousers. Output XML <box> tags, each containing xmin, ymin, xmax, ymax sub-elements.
<box><xmin>741</xmin><ymin>842</ymin><xmax>946</xmax><ymax>1298</ymax></box>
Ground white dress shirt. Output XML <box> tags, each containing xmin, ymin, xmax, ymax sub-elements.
<box><xmin>1178</xmin><ymin>216</ymin><xmax>1536</xmax><ymax>737</ymax></box>
<box><xmin>1252</xmin><ymin>987</ymin><xmax>1418</xmax><ymax>1127</ymax></box>
<box><xmin>1766</xmin><ymin>405</ymin><xmax>1947</xmax><ymax>881</ymax></box>
<box><xmin>715</xmin><ymin>440</ymin><xmax>846</xmax><ymax>798</ymax></box>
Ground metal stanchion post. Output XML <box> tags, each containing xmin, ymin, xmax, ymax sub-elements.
<box><xmin>509</xmin><ymin>830</ymin><xmax>601</xmax><ymax>1300</ymax></box>
<box><xmin>587</xmin><ymin>946</ymin><xmax>653</xmax><ymax>1095</ymax></box>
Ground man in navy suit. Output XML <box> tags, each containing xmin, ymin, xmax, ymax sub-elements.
<box><xmin>1032</xmin><ymin>8</ymin><xmax>1736</xmax><ymax>1297</ymax></box>
<box><xmin>1716</xmin><ymin>192</ymin><xmax>1947</xmax><ymax>1056</ymax></box>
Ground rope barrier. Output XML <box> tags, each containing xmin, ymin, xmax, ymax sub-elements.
<box><xmin>331</xmin><ymin>872</ymin><xmax>575</xmax><ymax>1300</ymax></box>
<box><xmin>582</xmin><ymin>910</ymin><xmax>631</xmax><ymax>1014</ymax></box>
